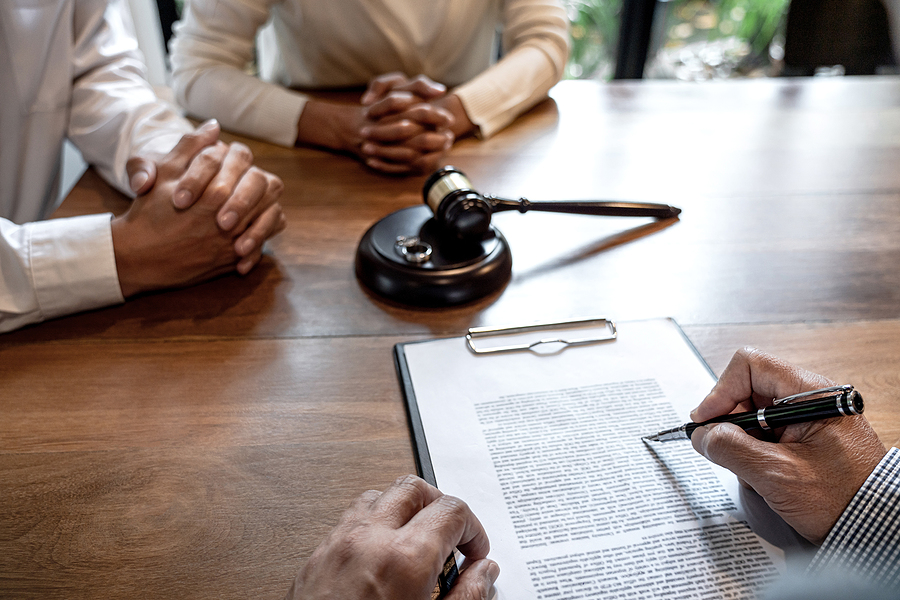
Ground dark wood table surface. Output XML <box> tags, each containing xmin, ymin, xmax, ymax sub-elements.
<box><xmin>3</xmin><ymin>77</ymin><xmax>900</xmax><ymax>599</ymax></box>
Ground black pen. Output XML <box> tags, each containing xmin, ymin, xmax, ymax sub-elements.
<box><xmin>643</xmin><ymin>385</ymin><xmax>864</xmax><ymax>442</ymax></box>
<box><xmin>432</xmin><ymin>552</ymin><xmax>459</xmax><ymax>599</ymax></box>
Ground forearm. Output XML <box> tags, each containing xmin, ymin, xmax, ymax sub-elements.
<box><xmin>433</xmin><ymin>94</ymin><xmax>476</xmax><ymax>138</ymax></box>
<box><xmin>295</xmin><ymin>100</ymin><xmax>366</xmax><ymax>152</ymax></box>
<box><xmin>170</xmin><ymin>0</ymin><xmax>306</xmax><ymax>147</ymax></box>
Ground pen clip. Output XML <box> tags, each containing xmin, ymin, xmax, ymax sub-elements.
<box><xmin>772</xmin><ymin>384</ymin><xmax>853</xmax><ymax>405</ymax></box>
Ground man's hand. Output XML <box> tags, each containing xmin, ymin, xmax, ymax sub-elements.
<box><xmin>125</xmin><ymin>120</ymin><xmax>283</xmax><ymax>259</ymax></box>
<box><xmin>113</xmin><ymin>126</ymin><xmax>285</xmax><ymax>297</ymax></box>
<box><xmin>690</xmin><ymin>347</ymin><xmax>887</xmax><ymax>544</ymax></box>
<box><xmin>285</xmin><ymin>475</ymin><xmax>499</xmax><ymax>600</ymax></box>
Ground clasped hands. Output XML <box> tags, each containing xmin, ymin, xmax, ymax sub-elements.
<box><xmin>356</xmin><ymin>73</ymin><xmax>459</xmax><ymax>174</ymax></box>
<box><xmin>112</xmin><ymin>120</ymin><xmax>286</xmax><ymax>297</ymax></box>
<box><xmin>297</xmin><ymin>73</ymin><xmax>471</xmax><ymax>175</ymax></box>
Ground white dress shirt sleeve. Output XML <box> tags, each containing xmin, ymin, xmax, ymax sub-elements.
<box><xmin>0</xmin><ymin>0</ymin><xmax>194</xmax><ymax>333</ymax></box>
<box><xmin>1</xmin><ymin>214</ymin><xmax>124</xmax><ymax>333</ymax></box>
<box><xmin>68</xmin><ymin>0</ymin><xmax>193</xmax><ymax>196</ymax></box>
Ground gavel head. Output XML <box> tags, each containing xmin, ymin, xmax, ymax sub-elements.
<box><xmin>422</xmin><ymin>166</ymin><xmax>493</xmax><ymax>239</ymax></box>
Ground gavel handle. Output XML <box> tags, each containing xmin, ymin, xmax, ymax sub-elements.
<box><xmin>487</xmin><ymin>196</ymin><xmax>682</xmax><ymax>220</ymax></box>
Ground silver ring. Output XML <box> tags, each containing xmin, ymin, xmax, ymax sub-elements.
<box><xmin>757</xmin><ymin>408</ymin><xmax>770</xmax><ymax>431</ymax></box>
<box><xmin>395</xmin><ymin>236</ymin><xmax>432</xmax><ymax>264</ymax></box>
<box><xmin>836</xmin><ymin>393</ymin><xmax>848</xmax><ymax>416</ymax></box>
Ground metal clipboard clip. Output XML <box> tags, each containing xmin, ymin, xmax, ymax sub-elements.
<box><xmin>465</xmin><ymin>317</ymin><xmax>617</xmax><ymax>355</ymax></box>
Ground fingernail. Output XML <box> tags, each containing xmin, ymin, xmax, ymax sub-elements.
<box><xmin>360</xmin><ymin>143</ymin><xmax>375</xmax><ymax>155</ymax></box>
<box><xmin>690</xmin><ymin>425</ymin><xmax>707</xmax><ymax>453</ymax></box>
<box><xmin>218</xmin><ymin>210</ymin><xmax>238</xmax><ymax>231</ymax></box>
<box><xmin>199</xmin><ymin>118</ymin><xmax>218</xmax><ymax>131</ymax></box>
<box><xmin>487</xmin><ymin>561</ymin><xmax>500</xmax><ymax>584</ymax></box>
<box><xmin>237</xmin><ymin>237</ymin><xmax>256</xmax><ymax>256</ymax></box>
<box><xmin>130</xmin><ymin>171</ymin><xmax>149</xmax><ymax>192</ymax></box>
<box><xmin>359</xmin><ymin>126</ymin><xmax>372</xmax><ymax>138</ymax></box>
<box><xmin>237</xmin><ymin>257</ymin><xmax>254</xmax><ymax>275</ymax></box>
<box><xmin>689</xmin><ymin>408</ymin><xmax>699</xmax><ymax>422</ymax></box>
<box><xmin>692</xmin><ymin>425</ymin><xmax>717</xmax><ymax>457</ymax></box>
<box><xmin>173</xmin><ymin>189</ymin><xmax>193</xmax><ymax>209</ymax></box>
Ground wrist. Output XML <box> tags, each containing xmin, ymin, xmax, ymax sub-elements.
<box><xmin>434</xmin><ymin>93</ymin><xmax>476</xmax><ymax>138</ymax></box>
<box><xmin>110</xmin><ymin>213</ymin><xmax>149</xmax><ymax>298</ymax></box>
<box><xmin>296</xmin><ymin>100</ymin><xmax>366</xmax><ymax>153</ymax></box>
<box><xmin>110</xmin><ymin>211</ymin><xmax>164</xmax><ymax>299</ymax></box>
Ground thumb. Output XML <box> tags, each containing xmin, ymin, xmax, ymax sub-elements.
<box><xmin>125</xmin><ymin>156</ymin><xmax>157</xmax><ymax>196</ymax></box>
<box><xmin>444</xmin><ymin>559</ymin><xmax>499</xmax><ymax>600</ymax></box>
<box><xmin>691</xmin><ymin>423</ymin><xmax>777</xmax><ymax>492</ymax></box>
<box><xmin>361</xmin><ymin>73</ymin><xmax>405</xmax><ymax>105</ymax></box>
<box><xmin>164</xmin><ymin>119</ymin><xmax>220</xmax><ymax>172</ymax></box>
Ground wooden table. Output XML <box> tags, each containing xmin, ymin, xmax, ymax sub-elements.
<box><xmin>3</xmin><ymin>77</ymin><xmax>900</xmax><ymax>599</ymax></box>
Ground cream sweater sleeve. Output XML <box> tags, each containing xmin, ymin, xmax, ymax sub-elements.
<box><xmin>169</xmin><ymin>0</ymin><xmax>308</xmax><ymax>147</ymax></box>
<box><xmin>452</xmin><ymin>0</ymin><xmax>570</xmax><ymax>139</ymax></box>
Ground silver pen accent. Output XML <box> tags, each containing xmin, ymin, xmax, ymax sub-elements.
<box><xmin>642</xmin><ymin>424</ymin><xmax>689</xmax><ymax>442</ymax></box>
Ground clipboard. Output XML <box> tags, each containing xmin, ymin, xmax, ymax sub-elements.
<box><xmin>394</xmin><ymin>317</ymin><xmax>716</xmax><ymax>487</ymax></box>
<box><xmin>392</xmin><ymin>317</ymin><xmax>788</xmax><ymax>600</ymax></box>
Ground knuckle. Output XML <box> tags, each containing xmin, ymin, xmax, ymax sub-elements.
<box><xmin>395</xmin><ymin>473</ymin><xmax>427</xmax><ymax>492</ymax></box>
<box><xmin>389</xmin><ymin>92</ymin><xmax>413</xmax><ymax>108</ymax></box>
<box><xmin>432</xmin><ymin>494</ymin><xmax>470</xmax><ymax>523</ymax></box>
<box><xmin>245</xmin><ymin>165</ymin><xmax>268</xmax><ymax>186</ymax></box>
<box><xmin>377</xmin><ymin>71</ymin><xmax>402</xmax><ymax>83</ymax></box>
<box><xmin>268</xmin><ymin>174</ymin><xmax>285</xmax><ymax>197</ymax></box>
<box><xmin>230</xmin><ymin>142</ymin><xmax>254</xmax><ymax>165</ymax></box>
<box><xmin>359</xmin><ymin>489</ymin><xmax>382</xmax><ymax>503</ymax></box>
<box><xmin>738</xmin><ymin>346</ymin><xmax>762</xmax><ymax>361</ymax></box>
<box><xmin>196</xmin><ymin>146</ymin><xmax>224</xmax><ymax>169</ymax></box>
<box><xmin>206</xmin><ymin>181</ymin><xmax>232</xmax><ymax>205</ymax></box>
<box><xmin>183</xmin><ymin>129</ymin><xmax>204</xmax><ymax>144</ymax></box>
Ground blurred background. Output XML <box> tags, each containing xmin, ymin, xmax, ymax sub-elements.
<box><xmin>563</xmin><ymin>0</ymin><xmax>896</xmax><ymax>81</ymax></box>
<box><xmin>566</xmin><ymin>0</ymin><xmax>789</xmax><ymax>80</ymax></box>
<box><xmin>147</xmin><ymin>0</ymin><xmax>897</xmax><ymax>85</ymax></box>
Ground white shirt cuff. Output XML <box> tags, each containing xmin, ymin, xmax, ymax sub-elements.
<box><xmin>30</xmin><ymin>213</ymin><xmax>125</xmax><ymax>319</ymax></box>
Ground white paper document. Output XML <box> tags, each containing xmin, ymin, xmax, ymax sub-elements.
<box><xmin>396</xmin><ymin>318</ymin><xmax>786</xmax><ymax>599</ymax></box>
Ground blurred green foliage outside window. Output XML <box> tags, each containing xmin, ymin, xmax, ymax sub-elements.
<box><xmin>563</xmin><ymin>0</ymin><xmax>791</xmax><ymax>80</ymax></box>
